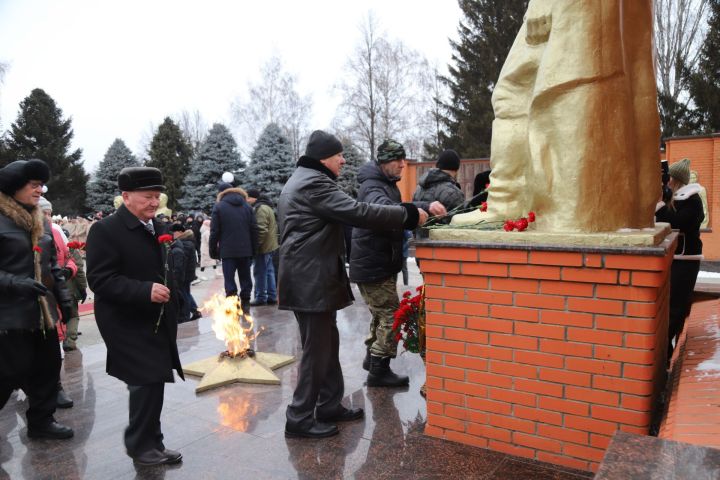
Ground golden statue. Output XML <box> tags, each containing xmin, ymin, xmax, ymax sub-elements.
<box><xmin>451</xmin><ymin>0</ymin><xmax>660</xmax><ymax>232</ymax></box>
<box><xmin>690</xmin><ymin>171</ymin><xmax>709</xmax><ymax>229</ymax></box>
<box><xmin>156</xmin><ymin>192</ymin><xmax>172</xmax><ymax>218</ymax></box>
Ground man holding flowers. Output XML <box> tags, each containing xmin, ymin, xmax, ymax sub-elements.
<box><xmin>86</xmin><ymin>167</ymin><xmax>184</xmax><ymax>466</ymax></box>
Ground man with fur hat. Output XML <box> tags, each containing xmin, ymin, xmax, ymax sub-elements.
<box><xmin>0</xmin><ymin>159</ymin><xmax>75</xmax><ymax>440</ymax></box>
<box><xmin>209</xmin><ymin>181</ymin><xmax>258</xmax><ymax>312</ymax></box>
<box><xmin>655</xmin><ymin>158</ymin><xmax>705</xmax><ymax>364</ymax></box>
<box><xmin>413</xmin><ymin>149</ymin><xmax>466</xmax><ymax>233</ymax></box>
<box><xmin>86</xmin><ymin>167</ymin><xmax>184</xmax><ymax>466</ymax></box>
<box><xmin>279</xmin><ymin>130</ymin><xmax>428</xmax><ymax>439</ymax></box>
<box><xmin>350</xmin><ymin>139</ymin><xmax>446</xmax><ymax>388</ymax></box>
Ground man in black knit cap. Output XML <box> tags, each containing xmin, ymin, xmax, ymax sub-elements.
<box><xmin>278</xmin><ymin>130</ymin><xmax>427</xmax><ymax>439</ymax></box>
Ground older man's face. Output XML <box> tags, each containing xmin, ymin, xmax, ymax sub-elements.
<box><xmin>381</xmin><ymin>158</ymin><xmax>406</xmax><ymax>179</ymax></box>
<box><xmin>320</xmin><ymin>152</ymin><xmax>345</xmax><ymax>177</ymax></box>
<box><xmin>12</xmin><ymin>180</ymin><xmax>44</xmax><ymax>207</ymax></box>
<box><xmin>123</xmin><ymin>190</ymin><xmax>162</xmax><ymax>222</ymax></box>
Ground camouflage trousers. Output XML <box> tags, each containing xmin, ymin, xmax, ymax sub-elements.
<box><xmin>358</xmin><ymin>275</ymin><xmax>399</xmax><ymax>358</ymax></box>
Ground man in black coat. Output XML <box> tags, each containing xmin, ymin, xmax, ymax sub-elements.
<box><xmin>209</xmin><ymin>184</ymin><xmax>258</xmax><ymax>311</ymax></box>
<box><xmin>86</xmin><ymin>167</ymin><xmax>184</xmax><ymax>467</ymax></box>
<box><xmin>279</xmin><ymin>130</ymin><xmax>427</xmax><ymax>439</ymax></box>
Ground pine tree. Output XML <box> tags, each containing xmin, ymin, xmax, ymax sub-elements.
<box><xmin>180</xmin><ymin>123</ymin><xmax>243</xmax><ymax>214</ymax></box>
<box><xmin>441</xmin><ymin>0</ymin><xmax>528</xmax><ymax>158</ymax></box>
<box><xmin>337</xmin><ymin>141</ymin><xmax>365</xmax><ymax>198</ymax></box>
<box><xmin>3</xmin><ymin>88</ymin><xmax>89</xmax><ymax>214</ymax></box>
<box><xmin>688</xmin><ymin>0</ymin><xmax>720</xmax><ymax>133</ymax></box>
<box><xmin>86</xmin><ymin>139</ymin><xmax>140</xmax><ymax>213</ymax></box>
<box><xmin>245</xmin><ymin>123</ymin><xmax>295</xmax><ymax>204</ymax></box>
<box><xmin>146</xmin><ymin>117</ymin><xmax>192</xmax><ymax>212</ymax></box>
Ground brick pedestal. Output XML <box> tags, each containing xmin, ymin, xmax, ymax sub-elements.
<box><xmin>416</xmin><ymin>233</ymin><xmax>677</xmax><ymax>472</ymax></box>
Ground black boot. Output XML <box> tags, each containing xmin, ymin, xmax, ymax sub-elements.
<box><xmin>56</xmin><ymin>383</ymin><xmax>73</xmax><ymax>409</ymax></box>
<box><xmin>362</xmin><ymin>349</ymin><xmax>371</xmax><ymax>371</ymax></box>
<box><xmin>367</xmin><ymin>356</ymin><xmax>409</xmax><ymax>387</ymax></box>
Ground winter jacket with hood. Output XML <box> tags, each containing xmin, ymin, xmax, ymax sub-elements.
<box><xmin>349</xmin><ymin>162</ymin><xmax>430</xmax><ymax>284</ymax></box>
<box><xmin>413</xmin><ymin>168</ymin><xmax>465</xmax><ymax>213</ymax></box>
<box><xmin>655</xmin><ymin>183</ymin><xmax>704</xmax><ymax>258</ymax></box>
<box><xmin>209</xmin><ymin>187</ymin><xmax>259</xmax><ymax>259</ymax></box>
<box><xmin>253</xmin><ymin>195</ymin><xmax>279</xmax><ymax>254</ymax></box>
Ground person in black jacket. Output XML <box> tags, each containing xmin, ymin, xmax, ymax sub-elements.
<box><xmin>209</xmin><ymin>184</ymin><xmax>258</xmax><ymax>312</ymax></box>
<box><xmin>0</xmin><ymin>159</ymin><xmax>74</xmax><ymax>441</ymax></box>
<box><xmin>170</xmin><ymin>223</ymin><xmax>200</xmax><ymax>322</ymax></box>
<box><xmin>279</xmin><ymin>130</ymin><xmax>427</xmax><ymax>439</ymax></box>
<box><xmin>349</xmin><ymin>140</ymin><xmax>445</xmax><ymax>387</ymax></box>
<box><xmin>655</xmin><ymin>158</ymin><xmax>704</xmax><ymax>364</ymax></box>
<box><xmin>86</xmin><ymin>167</ymin><xmax>184</xmax><ymax>466</ymax></box>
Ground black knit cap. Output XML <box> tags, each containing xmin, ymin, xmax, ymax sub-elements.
<box><xmin>301</xmin><ymin>130</ymin><xmax>343</xmax><ymax>161</ymax></box>
<box><xmin>436</xmin><ymin>149</ymin><xmax>460</xmax><ymax>171</ymax></box>
<box><xmin>246</xmin><ymin>188</ymin><xmax>261</xmax><ymax>199</ymax></box>
<box><xmin>118</xmin><ymin>167</ymin><xmax>165</xmax><ymax>192</ymax></box>
<box><xmin>376</xmin><ymin>139</ymin><xmax>406</xmax><ymax>164</ymax></box>
<box><xmin>0</xmin><ymin>159</ymin><xmax>51</xmax><ymax>195</ymax></box>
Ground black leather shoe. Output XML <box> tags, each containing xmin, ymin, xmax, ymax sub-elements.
<box><xmin>27</xmin><ymin>421</ymin><xmax>74</xmax><ymax>439</ymax></box>
<box><xmin>162</xmin><ymin>448</ymin><xmax>183</xmax><ymax>463</ymax></box>
<box><xmin>190</xmin><ymin>310</ymin><xmax>202</xmax><ymax>320</ymax></box>
<box><xmin>317</xmin><ymin>407</ymin><xmax>364</xmax><ymax>423</ymax></box>
<box><xmin>132</xmin><ymin>448</ymin><xmax>182</xmax><ymax>466</ymax></box>
<box><xmin>285</xmin><ymin>421</ymin><xmax>338</xmax><ymax>439</ymax></box>
<box><xmin>57</xmin><ymin>387</ymin><xmax>74</xmax><ymax>409</ymax></box>
<box><xmin>249</xmin><ymin>299</ymin><xmax>267</xmax><ymax>306</ymax></box>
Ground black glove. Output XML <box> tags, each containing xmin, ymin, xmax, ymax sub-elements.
<box><xmin>79</xmin><ymin>288</ymin><xmax>88</xmax><ymax>303</ymax></box>
<box><xmin>60</xmin><ymin>301</ymin><xmax>73</xmax><ymax>324</ymax></box>
<box><xmin>13</xmin><ymin>278</ymin><xmax>48</xmax><ymax>297</ymax></box>
<box><xmin>60</xmin><ymin>267</ymin><xmax>74</xmax><ymax>281</ymax></box>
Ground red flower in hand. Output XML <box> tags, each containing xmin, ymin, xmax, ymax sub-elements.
<box><xmin>33</xmin><ymin>246</ymin><xmax>42</xmax><ymax>253</ymax></box>
<box><xmin>158</xmin><ymin>234</ymin><xmax>173</xmax><ymax>244</ymax></box>
<box><xmin>528</xmin><ymin>212</ymin><xmax>536</xmax><ymax>222</ymax></box>
<box><xmin>480</xmin><ymin>202</ymin><xmax>488</xmax><ymax>212</ymax></box>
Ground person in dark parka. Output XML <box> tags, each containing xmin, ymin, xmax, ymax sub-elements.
<box><xmin>86</xmin><ymin>167</ymin><xmax>184</xmax><ymax>467</ymax></box>
<box><xmin>209</xmin><ymin>184</ymin><xmax>258</xmax><ymax>310</ymax></box>
<box><xmin>655</xmin><ymin>158</ymin><xmax>704</xmax><ymax>364</ymax></box>
<box><xmin>279</xmin><ymin>130</ymin><xmax>427</xmax><ymax>440</ymax></box>
<box><xmin>0</xmin><ymin>159</ymin><xmax>74</xmax><ymax>441</ymax></box>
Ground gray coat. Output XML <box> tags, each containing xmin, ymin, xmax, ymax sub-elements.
<box><xmin>413</xmin><ymin>168</ymin><xmax>465</xmax><ymax>212</ymax></box>
<box><xmin>277</xmin><ymin>160</ymin><xmax>411</xmax><ymax>313</ymax></box>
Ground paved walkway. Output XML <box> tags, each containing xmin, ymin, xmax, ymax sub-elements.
<box><xmin>0</xmin><ymin>262</ymin><xmax>591</xmax><ymax>479</ymax></box>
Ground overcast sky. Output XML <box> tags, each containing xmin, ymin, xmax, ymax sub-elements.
<box><xmin>0</xmin><ymin>0</ymin><xmax>461</xmax><ymax>173</ymax></box>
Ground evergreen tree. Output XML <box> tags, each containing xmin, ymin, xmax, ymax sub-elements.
<box><xmin>180</xmin><ymin>123</ymin><xmax>243</xmax><ymax>213</ymax></box>
<box><xmin>441</xmin><ymin>0</ymin><xmax>528</xmax><ymax>158</ymax></box>
<box><xmin>688</xmin><ymin>0</ymin><xmax>720</xmax><ymax>133</ymax></box>
<box><xmin>337</xmin><ymin>141</ymin><xmax>365</xmax><ymax>198</ymax></box>
<box><xmin>3</xmin><ymin>88</ymin><xmax>88</xmax><ymax>214</ymax></box>
<box><xmin>246</xmin><ymin>123</ymin><xmax>294</xmax><ymax>204</ymax></box>
<box><xmin>146</xmin><ymin>117</ymin><xmax>192</xmax><ymax>212</ymax></box>
<box><xmin>86</xmin><ymin>139</ymin><xmax>140</xmax><ymax>213</ymax></box>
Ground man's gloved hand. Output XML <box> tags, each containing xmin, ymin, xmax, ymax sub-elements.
<box><xmin>60</xmin><ymin>301</ymin><xmax>73</xmax><ymax>324</ymax></box>
<box><xmin>13</xmin><ymin>278</ymin><xmax>48</xmax><ymax>297</ymax></box>
<box><xmin>60</xmin><ymin>267</ymin><xmax>74</xmax><ymax>281</ymax></box>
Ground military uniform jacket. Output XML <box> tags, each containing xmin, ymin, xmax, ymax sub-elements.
<box><xmin>86</xmin><ymin>204</ymin><xmax>184</xmax><ymax>385</ymax></box>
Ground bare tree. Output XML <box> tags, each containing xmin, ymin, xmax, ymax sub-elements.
<box><xmin>230</xmin><ymin>56</ymin><xmax>313</xmax><ymax>159</ymax></box>
<box><xmin>175</xmin><ymin>109</ymin><xmax>208</xmax><ymax>153</ymax></box>
<box><xmin>655</xmin><ymin>0</ymin><xmax>709</xmax><ymax>104</ymax></box>
<box><xmin>335</xmin><ymin>13</ymin><xmax>438</xmax><ymax>161</ymax></box>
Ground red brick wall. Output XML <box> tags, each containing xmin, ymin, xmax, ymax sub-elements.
<box><xmin>416</xmin><ymin>240</ymin><xmax>675</xmax><ymax>472</ymax></box>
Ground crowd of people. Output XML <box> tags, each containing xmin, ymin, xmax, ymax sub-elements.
<box><xmin>0</xmin><ymin>132</ymin><xmax>705</xmax><ymax>467</ymax></box>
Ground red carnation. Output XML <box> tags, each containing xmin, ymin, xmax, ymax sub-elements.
<box><xmin>528</xmin><ymin>212</ymin><xmax>536</xmax><ymax>222</ymax></box>
<box><xmin>503</xmin><ymin>220</ymin><xmax>515</xmax><ymax>232</ymax></box>
<box><xmin>33</xmin><ymin>246</ymin><xmax>42</xmax><ymax>253</ymax></box>
<box><xmin>480</xmin><ymin>202</ymin><xmax>488</xmax><ymax>212</ymax></box>
<box><xmin>516</xmin><ymin>218</ymin><xmax>529</xmax><ymax>232</ymax></box>
<box><xmin>157</xmin><ymin>234</ymin><xmax>173</xmax><ymax>244</ymax></box>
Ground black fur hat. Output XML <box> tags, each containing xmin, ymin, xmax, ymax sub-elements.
<box><xmin>118</xmin><ymin>167</ymin><xmax>165</xmax><ymax>192</ymax></box>
<box><xmin>0</xmin><ymin>159</ymin><xmax>51</xmax><ymax>195</ymax></box>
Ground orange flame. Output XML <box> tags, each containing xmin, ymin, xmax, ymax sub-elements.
<box><xmin>202</xmin><ymin>294</ymin><xmax>256</xmax><ymax>356</ymax></box>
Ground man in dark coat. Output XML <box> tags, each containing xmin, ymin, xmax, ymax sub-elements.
<box><xmin>0</xmin><ymin>159</ymin><xmax>74</xmax><ymax>440</ymax></box>
<box><xmin>209</xmin><ymin>185</ymin><xmax>258</xmax><ymax>311</ymax></box>
<box><xmin>350</xmin><ymin>140</ymin><xmax>445</xmax><ymax>387</ymax></box>
<box><xmin>86</xmin><ymin>167</ymin><xmax>184</xmax><ymax>467</ymax></box>
<box><xmin>279</xmin><ymin>130</ymin><xmax>427</xmax><ymax>439</ymax></box>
